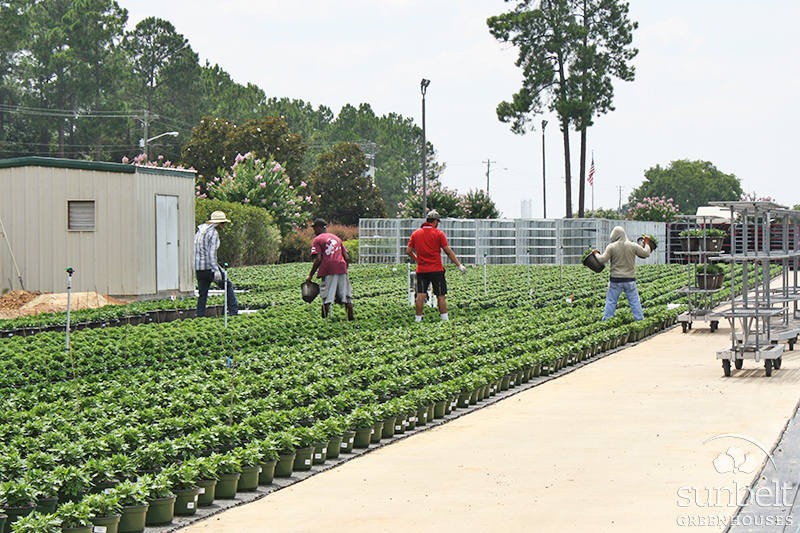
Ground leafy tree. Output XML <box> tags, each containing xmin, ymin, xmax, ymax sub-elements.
<box><xmin>198</xmin><ymin>62</ymin><xmax>269</xmax><ymax>123</ymax></box>
<box><xmin>585</xmin><ymin>207</ymin><xmax>623</xmax><ymax>219</ymax></box>
<box><xmin>182</xmin><ymin>115</ymin><xmax>307</xmax><ymax>193</ymax></box>
<box><xmin>487</xmin><ymin>0</ymin><xmax>637</xmax><ymax>218</ymax></box>
<box><xmin>308</xmin><ymin>142</ymin><xmax>387</xmax><ymax>225</ymax></box>
<box><xmin>204</xmin><ymin>151</ymin><xmax>310</xmax><ymax>237</ymax></box>
<box><xmin>630</xmin><ymin>160</ymin><xmax>742</xmax><ymax>216</ymax></box>
<box><xmin>120</xmin><ymin>16</ymin><xmax>201</xmax><ymax>162</ymax></box>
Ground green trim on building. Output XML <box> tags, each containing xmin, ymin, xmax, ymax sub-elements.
<box><xmin>0</xmin><ymin>156</ymin><xmax>196</xmax><ymax>179</ymax></box>
<box><xmin>0</xmin><ymin>156</ymin><xmax>135</xmax><ymax>173</ymax></box>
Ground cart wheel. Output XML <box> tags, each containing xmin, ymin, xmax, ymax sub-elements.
<box><xmin>765</xmin><ymin>359</ymin><xmax>773</xmax><ymax>377</ymax></box>
<box><xmin>722</xmin><ymin>359</ymin><xmax>731</xmax><ymax>377</ymax></box>
<box><xmin>688</xmin><ymin>323</ymin><xmax>692</xmax><ymax>330</ymax></box>
<box><xmin>789</xmin><ymin>338</ymin><xmax>796</xmax><ymax>351</ymax></box>
<box><xmin>734</xmin><ymin>359</ymin><xmax>743</xmax><ymax>370</ymax></box>
<box><xmin>710</xmin><ymin>321</ymin><xmax>718</xmax><ymax>332</ymax></box>
<box><xmin>773</xmin><ymin>357</ymin><xmax>782</xmax><ymax>370</ymax></box>
<box><xmin>681</xmin><ymin>323</ymin><xmax>688</xmax><ymax>333</ymax></box>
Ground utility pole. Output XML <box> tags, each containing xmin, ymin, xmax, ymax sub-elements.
<box><xmin>482</xmin><ymin>158</ymin><xmax>496</xmax><ymax>194</ymax></box>
<box><xmin>541</xmin><ymin>120</ymin><xmax>548</xmax><ymax>218</ymax></box>
<box><xmin>420</xmin><ymin>79</ymin><xmax>430</xmax><ymax>217</ymax></box>
<box><xmin>617</xmin><ymin>185</ymin><xmax>625</xmax><ymax>212</ymax></box>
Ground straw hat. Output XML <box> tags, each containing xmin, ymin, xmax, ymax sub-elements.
<box><xmin>208</xmin><ymin>211</ymin><xmax>231</xmax><ymax>224</ymax></box>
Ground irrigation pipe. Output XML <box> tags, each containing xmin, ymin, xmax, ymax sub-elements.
<box><xmin>0</xmin><ymin>214</ymin><xmax>25</xmax><ymax>289</ymax></box>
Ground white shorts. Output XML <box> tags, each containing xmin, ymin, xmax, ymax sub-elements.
<box><xmin>319</xmin><ymin>273</ymin><xmax>353</xmax><ymax>305</ymax></box>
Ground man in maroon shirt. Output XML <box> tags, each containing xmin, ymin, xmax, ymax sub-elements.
<box><xmin>306</xmin><ymin>218</ymin><xmax>354</xmax><ymax>320</ymax></box>
<box><xmin>406</xmin><ymin>210</ymin><xmax>467</xmax><ymax>321</ymax></box>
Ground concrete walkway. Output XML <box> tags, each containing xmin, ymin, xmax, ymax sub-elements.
<box><xmin>176</xmin><ymin>318</ymin><xmax>800</xmax><ymax>533</ymax></box>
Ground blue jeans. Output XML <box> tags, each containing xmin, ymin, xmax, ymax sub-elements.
<box><xmin>196</xmin><ymin>269</ymin><xmax>238</xmax><ymax>317</ymax></box>
<box><xmin>603</xmin><ymin>280</ymin><xmax>643</xmax><ymax>321</ymax></box>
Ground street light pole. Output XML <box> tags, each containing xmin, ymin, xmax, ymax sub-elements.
<box><xmin>420</xmin><ymin>78</ymin><xmax>430</xmax><ymax>218</ymax></box>
<box><xmin>140</xmin><ymin>131</ymin><xmax>179</xmax><ymax>161</ymax></box>
<box><xmin>541</xmin><ymin>119</ymin><xmax>548</xmax><ymax>219</ymax></box>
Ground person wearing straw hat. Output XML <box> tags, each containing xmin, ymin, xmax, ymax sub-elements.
<box><xmin>194</xmin><ymin>210</ymin><xmax>238</xmax><ymax>317</ymax></box>
<box><xmin>406</xmin><ymin>209</ymin><xmax>467</xmax><ymax>322</ymax></box>
<box><xmin>306</xmin><ymin>218</ymin><xmax>354</xmax><ymax>320</ymax></box>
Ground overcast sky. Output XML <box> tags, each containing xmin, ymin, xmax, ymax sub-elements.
<box><xmin>123</xmin><ymin>0</ymin><xmax>800</xmax><ymax>218</ymax></box>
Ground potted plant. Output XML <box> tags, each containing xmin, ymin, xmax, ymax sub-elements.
<box><xmin>4</xmin><ymin>511</ymin><xmax>61</xmax><ymax>533</ymax></box>
<box><xmin>83</xmin><ymin>492</ymin><xmax>122</xmax><ymax>533</ymax></box>
<box><xmin>637</xmin><ymin>234</ymin><xmax>658</xmax><ymax>251</ymax></box>
<box><xmin>160</xmin><ymin>463</ymin><xmax>201</xmax><ymax>516</ymax></box>
<box><xmin>695</xmin><ymin>263</ymin><xmax>725</xmax><ymax>290</ymax></box>
<box><xmin>210</xmin><ymin>452</ymin><xmax>241</xmax><ymax>500</ymax></box>
<box><xmin>248</xmin><ymin>437</ymin><xmax>279</xmax><ymax>485</ymax></box>
<box><xmin>51</xmin><ymin>465</ymin><xmax>91</xmax><ymax>504</ymax></box>
<box><xmin>22</xmin><ymin>469</ymin><xmax>59</xmax><ymax>515</ymax></box>
<box><xmin>139</xmin><ymin>473</ymin><xmax>175</xmax><ymax>527</ymax></box>
<box><xmin>110</xmin><ymin>480</ymin><xmax>149</xmax><ymax>533</ymax></box>
<box><xmin>232</xmin><ymin>445</ymin><xmax>265</xmax><ymax>491</ymax></box>
<box><xmin>0</xmin><ymin>479</ymin><xmax>37</xmax><ymax>530</ymax></box>
<box><xmin>271</xmin><ymin>431</ymin><xmax>299</xmax><ymax>478</ymax></box>
<box><xmin>183</xmin><ymin>457</ymin><xmax>218</xmax><ymax>507</ymax></box>
<box><xmin>83</xmin><ymin>457</ymin><xmax>119</xmax><ymax>494</ymax></box>
<box><xmin>54</xmin><ymin>500</ymin><xmax>93</xmax><ymax>532</ymax></box>
<box><xmin>581</xmin><ymin>248</ymin><xmax>604</xmax><ymax>273</ymax></box>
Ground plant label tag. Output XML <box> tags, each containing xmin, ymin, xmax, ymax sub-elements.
<box><xmin>258</xmin><ymin>467</ymin><xmax>262</xmax><ymax>473</ymax></box>
<box><xmin>187</xmin><ymin>502</ymin><xmax>195</xmax><ymax>509</ymax></box>
<box><xmin>340</xmin><ymin>442</ymin><xmax>347</xmax><ymax>449</ymax></box>
<box><xmin>395</xmin><ymin>424</ymin><xmax>401</xmax><ymax>431</ymax></box>
<box><xmin>103</xmin><ymin>488</ymin><xmax>113</xmax><ymax>494</ymax></box>
<box><xmin>304</xmin><ymin>459</ymin><xmax>311</xmax><ymax>465</ymax></box>
<box><xmin>94</xmin><ymin>527</ymin><xmax>108</xmax><ymax>533</ymax></box>
<box><xmin>314</xmin><ymin>453</ymin><xmax>322</xmax><ymax>459</ymax></box>
<box><xmin>322</xmin><ymin>447</ymin><xmax>327</xmax><ymax>454</ymax></box>
<box><xmin>199</xmin><ymin>487</ymin><xmax>206</xmax><ymax>494</ymax></box>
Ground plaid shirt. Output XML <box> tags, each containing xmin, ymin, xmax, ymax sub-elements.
<box><xmin>194</xmin><ymin>223</ymin><xmax>220</xmax><ymax>271</ymax></box>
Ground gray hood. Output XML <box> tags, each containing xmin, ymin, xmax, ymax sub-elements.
<box><xmin>610</xmin><ymin>226</ymin><xmax>628</xmax><ymax>243</ymax></box>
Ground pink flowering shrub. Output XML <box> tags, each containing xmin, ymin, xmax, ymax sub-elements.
<box><xmin>398</xmin><ymin>181</ymin><xmax>499</xmax><ymax>218</ymax></box>
<box><xmin>122</xmin><ymin>153</ymin><xmax>192</xmax><ymax>170</ymax></box>
<box><xmin>204</xmin><ymin>152</ymin><xmax>310</xmax><ymax>236</ymax></box>
<box><xmin>626</xmin><ymin>196</ymin><xmax>680</xmax><ymax>222</ymax></box>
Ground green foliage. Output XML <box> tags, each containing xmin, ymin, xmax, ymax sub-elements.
<box><xmin>0</xmin><ymin>479</ymin><xmax>37</xmax><ymax>508</ymax></box>
<box><xmin>82</xmin><ymin>492</ymin><xmax>122</xmax><ymax>518</ymax></box>
<box><xmin>195</xmin><ymin>198</ymin><xmax>281</xmax><ymax>266</ymax></box>
<box><xmin>183</xmin><ymin>116</ymin><xmax>307</xmax><ymax>192</ymax></box>
<box><xmin>630</xmin><ymin>160</ymin><xmax>743</xmax><ymax>215</ymax></box>
<box><xmin>308</xmin><ymin>142</ymin><xmax>387</xmax><ymax>225</ymax></box>
<box><xmin>54</xmin><ymin>500</ymin><xmax>93</xmax><ymax>528</ymax></box>
<box><xmin>694</xmin><ymin>263</ymin><xmax>725</xmax><ymax>275</ymax></box>
<box><xmin>111</xmin><ymin>480</ymin><xmax>149</xmax><ymax>507</ymax></box>
<box><xmin>585</xmin><ymin>208</ymin><xmax>624</xmax><ymax>220</ymax></box>
<box><xmin>280</xmin><ymin>224</ymin><xmax>358</xmax><ymax>264</ymax></box>
<box><xmin>398</xmin><ymin>181</ymin><xmax>492</xmax><ymax>219</ymax></box>
<box><xmin>342</xmin><ymin>239</ymin><xmax>359</xmax><ymax>263</ymax></box>
<box><xmin>203</xmin><ymin>151</ymin><xmax>310</xmax><ymax>237</ymax></box>
<box><xmin>626</xmin><ymin>196</ymin><xmax>680</xmax><ymax>222</ymax></box>
<box><xmin>137</xmin><ymin>473</ymin><xmax>174</xmax><ymax>500</ymax></box>
<box><xmin>680</xmin><ymin>229</ymin><xmax>726</xmax><ymax>237</ymax></box>
<box><xmin>6</xmin><ymin>511</ymin><xmax>61</xmax><ymax>532</ymax></box>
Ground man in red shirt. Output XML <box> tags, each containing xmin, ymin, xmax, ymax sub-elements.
<box><xmin>406</xmin><ymin>210</ymin><xmax>467</xmax><ymax>321</ymax></box>
<box><xmin>306</xmin><ymin>218</ymin><xmax>354</xmax><ymax>320</ymax></box>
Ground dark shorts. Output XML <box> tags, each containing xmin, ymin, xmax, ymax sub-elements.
<box><xmin>416</xmin><ymin>271</ymin><xmax>447</xmax><ymax>296</ymax></box>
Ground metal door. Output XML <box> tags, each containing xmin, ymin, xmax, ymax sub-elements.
<box><xmin>156</xmin><ymin>194</ymin><xmax>179</xmax><ymax>290</ymax></box>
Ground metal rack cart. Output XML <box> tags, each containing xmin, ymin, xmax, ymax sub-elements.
<box><xmin>711</xmin><ymin>201</ymin><xmax>800</xmax><ymax>376</ymax></box>
<box><xmin>674</xmin><ymin>215</ymin><xmax>726</xmax><ymax>332</ymax></box>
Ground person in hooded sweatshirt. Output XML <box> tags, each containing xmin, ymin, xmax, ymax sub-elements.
<box><xmin>194</xmin><ymin>210</ymin><xmax>238</xmax><ymax>317</ymax></box>
<box><xmin>593</xmin><ymin>226</ymin><xmax>651</xmax><ymax>321</ymax></box>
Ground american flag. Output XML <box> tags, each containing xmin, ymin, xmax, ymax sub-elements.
<box><xmin>588</xmin><ymin>156</ymin><xmax>595</xmax><ymax>186</ymax></box>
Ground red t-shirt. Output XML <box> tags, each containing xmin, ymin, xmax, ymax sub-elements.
<box><xmin>408</xmin><ymin>223</ymin><xmax>448</xmax><ymax>273</ymax></box>
<box><xmin>311</xmin><ymin>232</ymin><xmax>348</xmax><ymax>277</ymax></box>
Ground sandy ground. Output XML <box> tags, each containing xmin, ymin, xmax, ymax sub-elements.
<box><xmin>180</xmin><ymin>317</ymin><xmax>800</xmax><ymax>533</ymax></box>
<box><xmin>0</xmin><ymin>290</ymin><xmax>127</xmax><ymax>318</ymax></box>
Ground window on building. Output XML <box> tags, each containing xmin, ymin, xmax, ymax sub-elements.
<box><xmin>68</xmin><ymin>201</ymin><xmax>95</xmax><ymax>231</ymax></box>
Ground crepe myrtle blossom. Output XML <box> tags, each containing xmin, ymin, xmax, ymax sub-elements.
<box><xmin>205</xmin><ymin>151</ymin><xmax>310</xmax><ymax>235</ymax></box>
<box><xmin>626</xmin><ymin>196</ymin><xmax>680</xmax><ymax>222</ymax></box>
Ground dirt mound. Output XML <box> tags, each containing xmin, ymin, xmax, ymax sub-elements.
<box><xmin>0</xmin><ymin>290</ymin><xmax>128</xmax><ymax>319</ymax></box>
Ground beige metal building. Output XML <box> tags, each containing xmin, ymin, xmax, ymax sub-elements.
<box><xmin>0</xmin><ymin>157</ymin><xmax>196</xmax><ymax>299</ymax></box>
